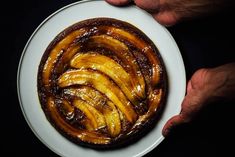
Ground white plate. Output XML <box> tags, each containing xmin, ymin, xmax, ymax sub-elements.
<box><xmin>17</xmin><ymin>0</ymin><xmax>186</xmax><ymax>157</ymax></box>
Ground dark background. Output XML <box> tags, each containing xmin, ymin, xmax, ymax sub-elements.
<box><xmin>3</xmin><ymin>0</ymin><xmax>235</xmax><ymax>156</ymax></box>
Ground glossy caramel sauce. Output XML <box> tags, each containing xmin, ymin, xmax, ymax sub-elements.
<box><xmin>37</xmin><ymin>18</ymin><xmax>167</xmax><ymax>148</ymax></box>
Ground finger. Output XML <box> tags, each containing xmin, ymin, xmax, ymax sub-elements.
<box><xmin>162</xmin><ymin>68</ymin><xmax>213</xmax><ymax>136</ymax></box>
<box><xmin>134</xmin><ymin>0</ymin><xmax>160</xmax><ymax>12</ymax></box>
<box><xmin>162</xmin><ymin>81</ymin><xmax>204</xmax><ymax>136</ymax></box>
<box><xmin>105</xmin><ymin>0</ymin><xmax>132</xmax><ymax>6</ymax></box>
<box><xmin>152</xmin><ymin>11</ymin><xmax>180</xmax><ymax>26</ymax></box>
<box><xmin>162</xmin><ymin>81</ymin><xmax>209</xmax><ymax>136</ymax></box>
<box><xmin>181</xmin><ymin>86</ymin><xmax>208</xmax><ymax>115</ymax></box>
<box><xmin>162</xmin><ymin>114</ymin><xmax>189</xmax><ymax>137</ymax></box>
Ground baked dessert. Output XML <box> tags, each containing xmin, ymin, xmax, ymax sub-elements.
<box><xmin>37</xmin><ymin>18</ymin><xmax>167</xmax><ymax>148</ymax></box>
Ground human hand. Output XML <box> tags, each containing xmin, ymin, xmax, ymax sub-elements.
<box><xmin>105</xmin><ymin>0</ymin><xmax>229</xmax><ymax>26</ymax></box>
<box><xmin>162</xmin><ymin>63</ymin><xmax>235</xmax><ymax>136</ymax></box>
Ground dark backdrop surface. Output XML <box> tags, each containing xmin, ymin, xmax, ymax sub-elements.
<box><xmin>3</xmin><ymin>0</ymin><xmax>235</xmax><ymax>156</ymax></box>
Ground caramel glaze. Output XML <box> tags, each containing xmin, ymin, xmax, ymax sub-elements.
<box><xmin>37</xmin><ymin>18</ymin><xmax>167</xmax><ymax>149</ymax></box>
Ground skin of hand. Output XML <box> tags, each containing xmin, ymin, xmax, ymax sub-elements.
<box><xmin>105</xmin><ymin>0</ymin><xmax>230</xmax><ymax>26</ymax></box>
<box><xmin>162</xmin><ymin>63</ymin><xmax>235</xmax><ymax>136</ymax></box>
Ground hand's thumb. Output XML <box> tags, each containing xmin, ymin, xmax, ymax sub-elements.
<box><xmin>162</xmin><ymin>114</ymin><xmax>188</xmax><ymax>137</ymax></box>
<box><xmin>162</xmin><ymin>81</ymin><xmax>208</xmax><ymax>137</ymax></box>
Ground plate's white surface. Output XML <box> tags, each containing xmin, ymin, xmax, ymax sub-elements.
<box><xmin>17</xmin><ymin>0</ymin><xmax>186</xmax><ymax>157</ymax></box>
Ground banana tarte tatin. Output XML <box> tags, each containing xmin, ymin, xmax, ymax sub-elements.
<box><xmin>37</xmin><ymin>18</ymin><xmax>167</xmax><ymax>148</ymax></box>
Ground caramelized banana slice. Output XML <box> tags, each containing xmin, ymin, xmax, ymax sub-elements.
<box><xmin>132</xmin><ymin>89</ymin><xmax>163</xmax><ymax>130</ymax></box>
<box><xmin>104</xmin><ymin>101</ymin><xmax>121</xmax><ymax>137</ymax></box>
<box><xmin>88</xmin><ymin>35</ymin><xmax>145</xmax><ymax>99</ymax></box>
<box><xmin>58</xmin><ymin>69</ymin><xmax>137</xmax><ymax>123</ymax></box>
<box><xmin>47</xmin><ymin>97</ymin><xmax>110</xmax><ymax>144</ymax></box>
<box><xmin>70</xmin><ymin>53</ymin><xmax>140</xmax><ymax>105</ymax></box>
<box><xmin>64</xmin><ymin>87</ymin><xmax>107</xmax><ymax>110</ymax></box>
<box><xmin>148</xmin><ymin>89</ymin><xmax>163</xmax><ymax>113</ymax></box>
<box><xmin>42</xmin><ymin>29</ymin><xmax>86</xmax><ymax>87</ymax></box>
<box><xmin>73</xmin><ymin>99</ymin><xmax>106</xmax><ymax>130</ymax></box>
<box><xmin>64</xmin><ymin>87</ymin><xmax>121</xmax><ymax>136</ymax></box>
<box><xmin>54</xmin><ymin>44</ymin><xmax>81</xmax><ymax>75</ymax></box>
<box><xmin>99</xmin><ymin>26</ymin><xmax>161</xmax><ymax>86</ymax></box>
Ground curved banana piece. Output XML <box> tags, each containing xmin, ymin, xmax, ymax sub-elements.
<box><xmin>87</xmin><ymin>35</ymin><xmax>146</xmax><ymax>99</ymax></box>
<box><xmin>47</xmin><ymin>97</ymin><xmax>111</xmax><ymax>144</ymax></box>
<box><xmin>148</xmin><ymin>89</ymin><xmax>163</xmax><ymax>113</ymax></box>
<box><xmin>70</xmin><ymin>53</ymin><xmax>140</xmax><ymax>105</ymax></box>
<box><xmin>58</xmin><ymin>69</ymin><xmax>137</xmax><ymax>123</ymax></box>
<box><xmin>73</xmin><ymin>99</ymin><xmax>106</xmax><ymax>130</ymax></box>
<box><xmin>63</xmin><ymin>87</ymin><xmax>106</xmax><ymax>110</ymax></box>
<box><xmin>64</xmin><ymin>87</ymin><xmax>121</xmax><ymax>136</ymax></box>
<box><xmin>99</xmin><ymin>26</ymin><xmax>161</xmax><ymax>86</ymax></box>
<box><xmin>54</xmin><ymin>44</ymin><xmax>80</xmax><ymax>75</ymax></box>
<box><xmin>42</xmin><ymin>29</ymin><xmax>86</xmax><ymax>87</ymax></box>
<box><xmin>104</xmin><ymin>101</ymin><xmax>121</xmax><ymax>137</ymax></box>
